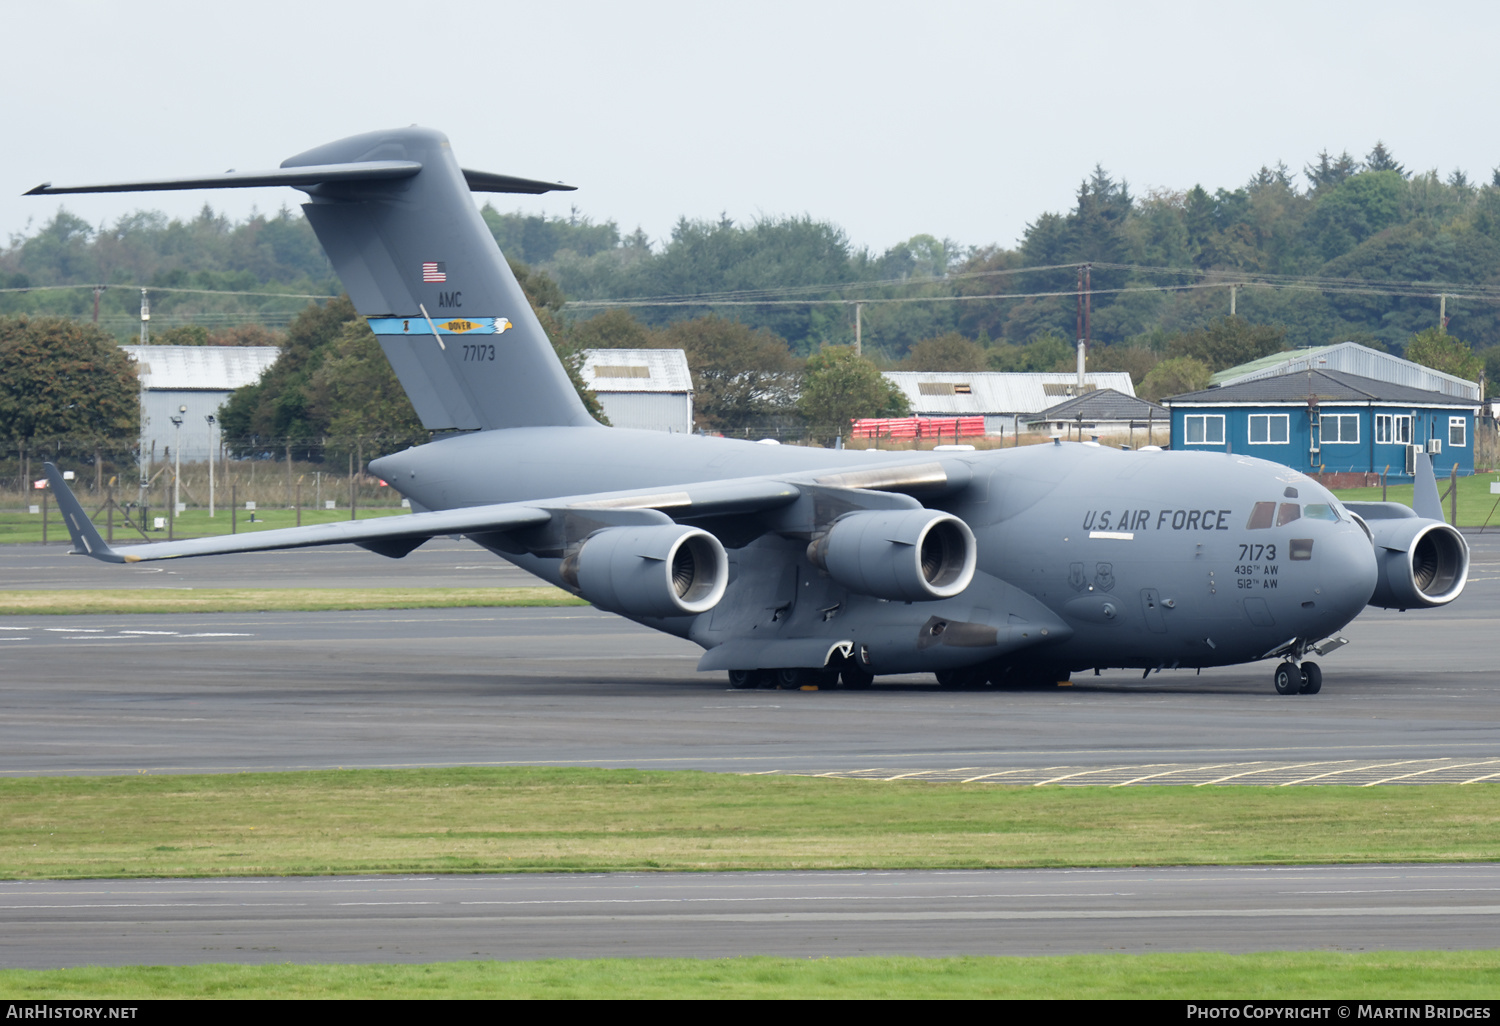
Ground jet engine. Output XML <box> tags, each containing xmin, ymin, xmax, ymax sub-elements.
<box><xmin>1361</xmin><ymin>515</ymin><xmax>1469</xmax><ymax>609</ymax></box>
<box><xmin>806</xmin><ymin>509</ymin><xmax>977</xmax><ymax>602</ymax></box>
<box><xmin>564</xmin><ymin>525</ymin><xmax>729</xmax><ymax>618</ymax></box>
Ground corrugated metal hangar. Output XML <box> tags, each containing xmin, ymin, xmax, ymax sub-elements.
<box><xmin>580</xmin><ymin>349</ymin><xmax>695</xmax><ymax>433</ymax></box>
<box><xmin>882</xmin><ymin>371</ymin><xmax>1138</xmax><ymax>434</ymax></box>
<box><xmin>119</xmin><ymin>345</ymin><xmax>280</xmax><ymax>462</ymax></box>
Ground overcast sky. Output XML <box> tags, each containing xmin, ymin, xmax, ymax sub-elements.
<box><xmin>5</xmin><ymin>1</ymin><xmax>1497</xmax><ymax>262</ymax></box>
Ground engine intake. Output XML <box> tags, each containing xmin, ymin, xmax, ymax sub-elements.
<box><xmin>1366</xmin><ymin>517</ymin><xmax>1468</xmax><ymax>609</ymax></box>
<box><xmin>565</xmin><ymin>525</ymin><xmax>729</xmax><ymax>618</ymax></box>
<box><xmin>807</xmin><ymin>508</ymin><xmax>976</xmax><ymax>602</ymax></box>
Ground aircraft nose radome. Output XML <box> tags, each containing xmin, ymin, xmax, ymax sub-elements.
<box><xmin>1323</xmin><ymin>522</ymin><xmax>1379</xmax><ymax>624</ymax></box>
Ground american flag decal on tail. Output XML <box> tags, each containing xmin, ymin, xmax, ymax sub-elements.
<box><xmin>421</xmin><ymin>261</ymin><xmax>447</xmax><ymax>282</ymax></box>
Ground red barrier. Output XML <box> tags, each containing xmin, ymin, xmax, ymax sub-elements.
<box><xmin>851</xmin><ymin>416</ymin><xmax>987</xmax><ymax>439</ymax></box>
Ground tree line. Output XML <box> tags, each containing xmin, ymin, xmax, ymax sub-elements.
<box><xmin>4</xmin><ymin>138</ymin><xmax>1499</xmax><ymax>457</ymax></box>
<box><xmin>7</xmin><ymin>139</ymin><xmax>1500</xmax><ymax>357</ymax></box>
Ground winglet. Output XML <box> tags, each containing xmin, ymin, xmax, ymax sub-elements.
<box><xmin>1411</xmin><ymin>450</ymin><xmax>1445</xmax><ymax>522</ymax></box>
<box><xmin>42</xmin><ymin>463</ymin><xmax>125</xmax><ymax>563</ymax></box>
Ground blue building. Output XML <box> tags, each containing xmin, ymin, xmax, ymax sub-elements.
<box><xmin>1163</xmin><ymin>369</ymin><xmax>1479</xmax><ymax>483</ymax></box>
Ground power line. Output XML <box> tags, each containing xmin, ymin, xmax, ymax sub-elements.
<box><xmin>0</xmin><ymin>283</ymin><xmax>337</xmax><ymax>299</ymax></box>
<box><xmin>7</xmin><ymin>262</ymin><xmax>1495</xmax><ymax>317</ymax></box>
<box><xmin>566</xmin><ymin>278</ymin><xmax>1500</xmax><ymax>310</ymax></box>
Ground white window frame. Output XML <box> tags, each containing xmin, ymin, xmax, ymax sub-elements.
<box><xmin>1184</xmin><ymin>414</ymin><xmax>1225</xmax><ymax>445</ymax></box>
<box><xmin>1248</xmin><ymin>413</ymin><xmax>1289</xmax><ymax>445</ymax></box>
<box><xmin>1321</xmin><ymin>412</ymin><xmax>1360</xmax><ymax>444</ymax></box>
<box><xmin>1450</xmin><ymin>416</ymin><xmax>1467</xmax><ymax>447</ymax></box>
<box><xmin>1377</xmin><ymin>414</ymin><xmax>1413</xmax><ymax>445</ymax></box>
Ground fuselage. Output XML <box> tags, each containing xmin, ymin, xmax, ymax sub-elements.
<box><xmin>371</xmin><ymin>427</ymin><xmax>1380</xmax><ymax>674</ymax></box>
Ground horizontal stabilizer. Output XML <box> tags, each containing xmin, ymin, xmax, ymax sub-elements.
<box><xmin>25</xmin><ymin>163</ymin><xmax>574</xmax><ymax>197</ymax></box>
<box><xmin>25</xmin><ymin>161</ymin><xmax>423</xmax><ymax>195</ymax></box>
<box><xmin>462</xmin><ymin>169</ymin><xmax>576</xmax><ymax>194</ymax></box>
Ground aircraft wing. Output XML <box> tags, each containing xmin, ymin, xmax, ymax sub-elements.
<box><xmin>41</xmin><ymin>463</ymin><xmax>806</xmax><ymax>565</ymax></box>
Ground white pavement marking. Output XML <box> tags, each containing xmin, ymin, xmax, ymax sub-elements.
<box><xmin>1110</xmin><ymin>762</ymin><xmax>1246</xmax><ymax>787</ymax></box>
<box><xmin>1033</xmin><ymin>766</ymin><xmax>1138</xmax><ymax>786</ymax></box>
<box><xmin>961</xmin><ymin>766</ymin><xmax>1074</xmax><ymax>783</ymax></box>
<box><xmin>1363</xmin><ymin>760</ymin><xmax>1500</xmax><ymax>786</ymax></box>
<box><xmin>1196</xmin><ymin>761</ymin><xmax>1334</xmax><ymax>785</ymax></box>
<box><xmin>1279</xmin><ymin>759</ymin><xmax>1428</xmax><ymax>786</ymax></box>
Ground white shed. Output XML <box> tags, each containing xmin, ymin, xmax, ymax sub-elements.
<box><xmin>120</xmin><ymin>345</ymin><xmax>280</xmax><ymax>462</ymax></box>
<box><xmin>580</xmin><ymin>349</ymin><xmax>695</xmax><ymax>433</ymax></box>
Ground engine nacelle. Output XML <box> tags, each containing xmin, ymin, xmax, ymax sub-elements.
<box><xmin>807</xmin><ymin>508</ymin><xmax>976</xmax><ymax>602</ymax></box>
<box><xmin>565</xmin><ymin>525</ymin><xmax>729</xmax><ymax>618</ymax></box>
<box><xmin>1364</xmin><ymin>515</ymin><xmax>1469</xmax><ymax>609</ymax></box>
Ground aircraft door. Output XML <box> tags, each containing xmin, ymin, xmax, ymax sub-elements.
<box><xmin>1140</xmin><ymin>588</ymin><xmax>1167</xmax><ymax>633</ymax></box>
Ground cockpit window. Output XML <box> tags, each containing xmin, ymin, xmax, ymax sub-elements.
<box><xmin>1303</xmin><ymin>503</ymin><xmax>1338</xmax><ymax>522</ymax></box>
<box><xmin>1246</xmin><ymin>502</ymin><xmax>1276</xmax><ymax>530</ymax></box>
<box><xmin>1277</xmin><ymin>502</ymin><xmax>1301</xmax><ymax>526</ymax></box>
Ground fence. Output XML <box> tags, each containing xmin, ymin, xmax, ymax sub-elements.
<box><xmin>1</xmin><ymin>436</ymin><xmax>415</xmax><ymax>518</ymax></box>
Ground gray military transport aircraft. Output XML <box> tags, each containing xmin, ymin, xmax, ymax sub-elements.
<box><xmin>30</xmin><ymin>127</ymin><xmax>1471</xmax><ymax>694</ymax></box>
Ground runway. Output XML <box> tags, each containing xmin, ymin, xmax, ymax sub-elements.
<box><xmin>3</xmin><ymin>538</ymin><xmax>1499</xmax><ymax>967</ymax></box>
<box><xmin>1</xmin><ymin>538</ymin><xmax>1499</xmax><ymax>777</ymax></box>
<box><xmin>3</xmin><ymin>864</ymin><xmax>1498</xmax><ymax>968</ymax></box>
<box><xmin>0</xmin><ymin>601</ymin><xmax>1499</xmax><ymax>777</ymax></box>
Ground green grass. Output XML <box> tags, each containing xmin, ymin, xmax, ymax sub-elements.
<box><xmin>2</xmin><ymin>952</ymin><xmax>1498</xmax><ymax>999</ymax></box>
<box><xmin>0</xmin><ymin>505</ymin><xmax>407</xmax><ymax>545</ymax></box>
<box><xmin>2</xmin><ymin>768</ymin><xmax>1497</xmax><ymax>880</ymax></box>
<box><xmin>1333</xmin><ymin>472</ymin><xmax>1500</xmax><ymax>527</ymax></box>
<box><xmin>0</xmin><ymin>587</ymin><xmax>585</xmax><ymax>614</ymax></box>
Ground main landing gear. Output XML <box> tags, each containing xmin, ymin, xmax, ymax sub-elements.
<box><xmin>1273</xmin><ymin>660</ymin><xmax>1322</xmax><ymax>696</ymax></box>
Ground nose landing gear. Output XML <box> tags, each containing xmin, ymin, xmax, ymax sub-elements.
<box><xmin>1273</xmin><ymin>660</ymin><xmax>1322</xmax><ymax>695</ymax></box>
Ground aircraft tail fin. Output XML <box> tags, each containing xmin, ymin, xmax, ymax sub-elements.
<box><xmin>42</xmin><ymin>463</ymin><xmax>124</xmax><ymax>563</ymax></box>
<box><xmin>1411</xmin><ymin>450</ymin><xmax>1445</xmax><ymax>522</ymax></box>
<box><xmin>28</xmin><ymin>127</ymin><xmax>597</xmax><ymax>434</ymax></box>
<box><xmin>288</xmin><ymin>128</ymin><xmax>597</xmax><ymax>432</ymax></box>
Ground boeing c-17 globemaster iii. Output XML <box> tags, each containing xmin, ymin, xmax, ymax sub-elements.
<box><xmin>29</xmin><ymin>127</ymin><xmax>1471</xmax><ymax>694</ymax></box>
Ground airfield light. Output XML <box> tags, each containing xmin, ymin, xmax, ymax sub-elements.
<box><xmin>170</xmin><ymin>408</ymin><xmax>186</xmax><ymax>518</ymax></box>
<box><xmin>205</xmin><ymin>414</ymin><xmax>216</xmax><ymax>518</ymax></box>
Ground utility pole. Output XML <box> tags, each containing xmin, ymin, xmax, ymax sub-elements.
<box><xmin>139</xmin><ymin>289</ymin><xmax>150</xmax><ymax>344</ymax></box>
<box><xmin>1084</xmin><ymin>263</ymin><xmax>1092</xmax><ymax>348</ymax></box>
<box><xmin>1230</xmin><ymin>284</ymin><xmax>1237</xmax><ymax>317</ymax></box>
<box><xmin>1076</xmin><ymin>266</ymin><xmax>1084</xmax><ymax>344</ymax></box>
<box><xmin>1440</xmin><ymin>294</ymin><xmax>1448</xmax><ymax>330</ymax></box>
<box><xmin>854</xmin><ymin>303</ymin><xmax>862</xmax><ymax>357</ymax></box>
<box><xmin>92</xmin><ymin>285</ymin><xmax>104</xmax><ymax>325</ymax></box>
